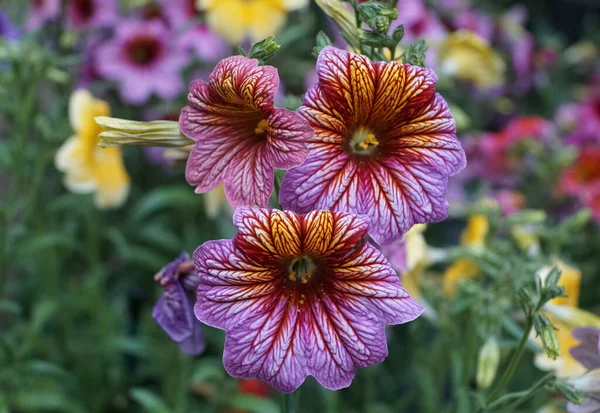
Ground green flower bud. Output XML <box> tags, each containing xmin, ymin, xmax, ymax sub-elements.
<box><xmin>246</xmin><ymin>35</ymin><xmax>281</xmax><ymax>64</ymax></box>
<box><xmin>476</xmin><ymin>337</ymin><xmax>500</xmax><ymax>390</ymax></box>
<box><xmin>534</xmin><ymin>313</ymin><xmax>560</xmax><ymax>360</ymax></box>
<box><xmin>95</xmin><ymin>117</ymin><xmax>193</xmax><ymax>148</ymax></box>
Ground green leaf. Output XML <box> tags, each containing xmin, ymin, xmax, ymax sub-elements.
<box><xmin>131</xmin><ymin>186</ymin><xmax>199</xmax><ymax>223</ymax></box>
<box><xmin>12</xmin><ymin>392</ymin><xmax>87</xmax><ymax>413</ymax></box>
<box><xmin>130</xmin><ymin>388</ymin><xmax>173</xmax><ymax>413</ymax></box>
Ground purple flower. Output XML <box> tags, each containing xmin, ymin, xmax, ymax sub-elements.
<box><xmin>152</xmin><ymin>252</ymin><xmax>206</xmax><ymax>356</ymax></box>
<box><xmin>25</xmin><ymin>0</ymin><xmax>61</xmax><ymax>31</ymax></box>
<box><xmin>571</xmin><ymin>328</ymin><xmax>600</xmax><ymax>372</ymax></box>
<box><xmin>0</xmin><ymin>11</ymin><xmax>21</xmax><ymax>40</ymax></box>
<box><xmin>179</xmin><ymin>25</ymin><xmax>229</xmax><ymax>61</ymax></box>
<box><xmin>180</xmin><ymin>55</ymin><xmax>313</xmax><ymax>208</ymax></box>
<box><xmin>280</xmin><ymin>47</ymin><xmax>466</xmax><ymax>245</ymax></box>
<box><xmin>194</xmin><ymin>208</ymin><xmax>423</xmax><ymax>392</ymax></box>
<box><xmin>566</xmin><ymin>328</ymin><xmax>600</xmax><ymax>413</ymax></box>
<box><xmin>96</xmin><ymin>20</ymin><xmax>189</xmax><ymax>105</ymax></box>
<box><xmin>66</xmin><ymin>0</ymin><xmax>118</xmax><ymax>30</ymax></box>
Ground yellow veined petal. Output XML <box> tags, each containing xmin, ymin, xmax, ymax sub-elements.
<box><xmin>69</xmin><ymin>89</ymin><xmax>94</xmax><ymax>133</ymax></box>
<box><xmin>443</xmin><ymin>258</ymin><xmax>481</xmax><ymax>298</ymax></box>
<box><xmin>460</xmin><ymin>214</ymin><xmax>489</xmax><ymax>247</ymax></box>
<box><xmin>92</xmin><ymin>147</ymin><xmax>130</xmax><ymax>209</ymax></box>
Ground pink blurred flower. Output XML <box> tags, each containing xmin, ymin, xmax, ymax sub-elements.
<box><xmin>560</xmin><ymin>96</ymin><xmax>600</xmax><ymax>147</ymax></box>
<box><xmin>452</xmin><ymin>9</ymin><xmax>494</xmax><ymax>42</ymax></box>
<box><xmin>180</xmin><ymin>55</ymin><xmax>312</xmax><ymax>208</ymax></box>
<box><xmin>494</xmin><ymin>190</ymin><xmax>526</xmax><ymax>216</ymax></box>
<box><xmin>25</xmin><ymin>0</ymin><xmax>61</xmax><ymax>31</ymax></box>
<box><xmin>393</xmin><ymin>0</ymin><xmax>447</xmax><ymax>44</ymax></box>
<box><xmin>179</xmin><ymin>25</ymin><xmax>229</xmax><ymax>61</ymax></box>
<box><xmin>66</xmin><ymin>0</ymin><xmax>118</xmax><ymax>30</ymax></box>
<box><xmin>96</xmin><ymin>20</ymin><xmax>189</xmax><ymax>104</ymax></box>
<box><xmin>468</xmin><ymin>116</ymin><xmax>553</xmax><ymax>185</ymax></box>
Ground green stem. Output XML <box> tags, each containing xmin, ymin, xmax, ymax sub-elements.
<box><xmin>492</xmin><ymin>373</ymin><xmax>554</xmax><ymax>413</ymax></box>
<box><xmin>485</xmin><ymin>316</ymin><xmax>534</xmax><ymax>405</ymax></box>
<box><xmin>282</xmin><ymin>390</ymin><xmax>300</xmax><ymax>413</ymax></box>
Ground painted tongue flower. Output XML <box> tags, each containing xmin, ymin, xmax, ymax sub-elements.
<box><xmin>66</xmin><ymin>0</ymin><xmax>118</xmax><ymax>30</ymax></box>
<box><xmin>194</xmin><ymin>208</ymin><xmax>423</xmax><ymax>392</ymax></box>
<box><xmin>55</xmin><ymin>89</ymin><xmax>129</xmax><ymax>209</ymax></box>
<box><xmin>180</xmin><ymin>56</ymin><xmax>312</xmax><ymax>208</ymax></box>
<box><xmin>153</xmin><ymin>252</ymin><xmax>206</xmax><ymax>356</ymax></box>
<box><xmin>25</xmin><ymin>0</ymin><xmax>60</xmax><ymax>31</ymax></box>
<box><xmin>280</xmin><ymin>46</ymin><xmax>466</xmax><ymax>245</ymax></box>
<box><xmin>96</xmin><ymin>20</ymin><xmax>189</xmax><ymax>105</ymax></box>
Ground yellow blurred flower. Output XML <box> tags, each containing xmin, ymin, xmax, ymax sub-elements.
<box><xmin>55</xmin><ymin>89</ymin><xmax>129</xmax><ymax>209</ymax></box>
<box><xmin>400</xmin><ymin>224</ymin><xmax>428</xmax><ymax>302</ymax></box>
<box><xmin>204</xmin><ymin>184</ymin><xmax>234</xmax><ymax>219</ymax></box>
<box><xmin>443</xmin><ymin>214</ymin><xmax>489</xmax><ymax>297</ymax></box>
<box><xmin>535</xmin><ymin>260</ymin><xmax>586</xmax><ymax>378</ymax></box>
<box><xmin>198</xmin><ymin>0</ymin><xmax>308</xmax><ymax>44</ymax></box>
<box><xmin>438</xmin><ymin>30</ymin><xmax>505</xmax><ymax>89</ymax></box>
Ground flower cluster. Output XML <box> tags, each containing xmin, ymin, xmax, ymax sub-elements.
<box><xmin>147</xmin><ymin>42</ymin><xmax>465</xmax><ymax>392</ymax></box>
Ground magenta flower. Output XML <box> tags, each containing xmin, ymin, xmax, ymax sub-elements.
<box><xmin>153</xmin><ymin>252</ymin><xmax>205</xmax><ymax>356</ymax></box>
<box><xmin>25</xmin><ymin>0</ymin><xmax>60</xmax><ymax>31</ymax></box>
<box><xmin>280</xmin><ymin>47</ymin><xmax>466</xmax><ymax>245</ymax></box>
<box><xmin>96</xmin><ymin>20</ymin><xmax>189</xmax><ymax>105</ymax></box>
<box><xmin>194</xmin><ymin>208</ymin><xmax>422</xmax><ymax>392</ymax></box>
<box><xmin>66</xmin><ymin>0</ymin><xmax>118</xmax><ymax>30</ymax></box>
<box><xmin>180</xmin><ymin>56</ymin><xmax>313</xmax><ymax>208</ymax></box>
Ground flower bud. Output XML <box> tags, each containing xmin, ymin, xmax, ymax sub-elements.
<box><xmin>534</xmin><ymin>313</ymin><xmax>561</xmax><ymax>360</ymax></box>
<box><xmin>315</xmin><ymin>0</ymin><xmax>360</xmax><ymax>49</ymax></box>
<box><xmin>476</xmin><ymin>337</ymin><xmax>500</xmax><ymax>390</ymax></box>
<box><xmin>246</xmin><ymin>35</ymin><xmax>281</xmax><ymax>64</ymax></box>
<box><xmin>95</xmin><ymin>117</ymin><xmax>193</xmax><ymax>148</ymax></box>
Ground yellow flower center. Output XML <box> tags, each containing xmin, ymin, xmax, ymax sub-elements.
<box><xmin>288</xmin><ymin>256</ymin><xmax>315</xmax><ymax>284</ymax></box>
<box><xmin>254</xmin><ymin>119</ymin><xmax>269</xmax><ymax>135</ymax></box>
<box><xmin>351</xmin><ymin>127</ymin><xmax>379</xmax><ymax>155</ymax></box>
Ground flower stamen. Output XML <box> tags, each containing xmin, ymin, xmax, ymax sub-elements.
<box><xmin>289</xmin><ymin>256</ymin><xmax>315</xmax><ymax>284</ymax></box>
<box><xmin>351</xmin><ymin>127</ymin><xmax>379</xmax><ymax>154</ymax></box>
<box><xmin>254</xmin><ymin>119</ymin><xmax>269</xmax><ymax>135</ymax></box>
